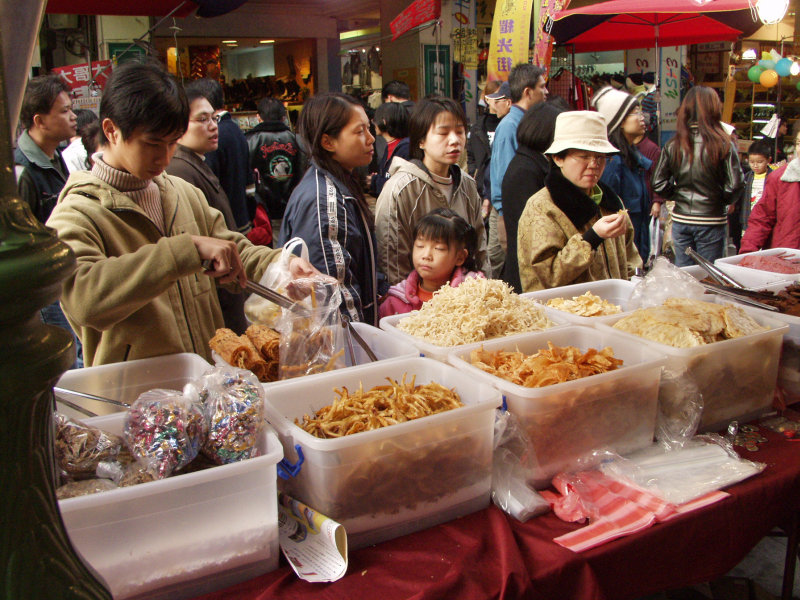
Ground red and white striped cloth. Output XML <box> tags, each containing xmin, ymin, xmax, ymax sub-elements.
<box><xmin>540</xmin><ymin>471</ymin><xmax>728</xmax><ymax>552</ymax></box>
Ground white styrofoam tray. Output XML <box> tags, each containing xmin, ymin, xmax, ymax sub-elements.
<box><xmin>58</xmin><ymin>413</ymin><xmax>282</xmax><ymax>600</ymax></box>
<box><xmin>597</xmin><ymin>303</ymin><xmax>788</xmax><ymax>431</ymax></box>
<box><xmin>448</xmin><ymin>325</ymin><xmax>665</xmax><ymax>487</ymax></box>
<box><xmin>520</xmin><ymin>279</ymin><xmax>638</xmax><ymax>327</ymax></box>
<box><xmin>262</xmin><ymin>356</ymin><xmax>500</xmax><ymax>550</ymax></box>
<box><xmin>714</xmin><ymin>248</ymin><xmax>800</xmax><ymax>287</ymax></box>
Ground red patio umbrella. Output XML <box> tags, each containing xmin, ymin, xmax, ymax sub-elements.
<box><xmin>549</xmin><ymin>0</ymin><xmax>762</xmax><ymax>52</ymax></box>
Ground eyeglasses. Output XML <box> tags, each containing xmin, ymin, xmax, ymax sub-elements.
<box><xmin>568</xmin><ymin>153</ymin><xmax>607</xmax><ymax>167</ymax></box>
<box><xmin>191</xmin><ymin>114</ymin><xmax>219</xmax><ymax>125</ymax></box>
<box><xmin>627</xmin><ymin>108</ymin><xmax>644</xmax><ymax>118</ymax></box>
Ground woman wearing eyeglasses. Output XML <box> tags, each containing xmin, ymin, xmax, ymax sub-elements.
<box><xmin>517</xmin><ymin>110</ymin><xmax>642</xmax><ymax>291</ymax></box>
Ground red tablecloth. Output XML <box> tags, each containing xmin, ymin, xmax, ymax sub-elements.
<box><xmin>195</xmin><ymin>426</ymin><xmax>800</xmax><ymax>600</ymax></box>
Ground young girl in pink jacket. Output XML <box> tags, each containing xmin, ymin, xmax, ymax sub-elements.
<box><xmin>379</xmin><ymin>208</ymin><xmax>485</xmax><ymax>317</ymax></box>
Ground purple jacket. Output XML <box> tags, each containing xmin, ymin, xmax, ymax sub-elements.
<box><xmin>379</xmin><ymin>267</ymin><xmax>485</xmax><ymax>318</ymax></box>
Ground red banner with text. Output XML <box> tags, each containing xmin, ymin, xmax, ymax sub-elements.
<box><xmin>391</xmin><ymin>0</ymin><xmax>442</xmax><ymax>40</ymax></box>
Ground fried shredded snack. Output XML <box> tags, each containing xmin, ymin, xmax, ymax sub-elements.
<box><xmin>295</xmin><ymin>375</ymin><xmax>464</xmax><ymax>438</ymax></box>
<box><xmin>546</xmin><ymin>291</ymin><xmax>622</xmax><ymax>317</ymax></box>
<box><xmin>396</xmin><ymin>278</ymin><xmax>553</xmax><ymax>346</ymax></box>
<box><xmin>471</xmin><ymin>343</ymin><xmax>623</xmax><ymax>388</ymax></box>
<box><xmin>612</xmin><ymin>297</ymin><xmax>766</xmax><ymax>348</ymax></box>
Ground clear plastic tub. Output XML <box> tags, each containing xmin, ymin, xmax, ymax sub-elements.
<box><xmin>447</xmin><ymin>325</ymin><xmax>665</xmax><ymax>488</ymax></box>
<box><xmin>597</xmin><ymin>304</ymin><xmax>788</xmax><ymax>431</ymax></box>
<box><xmin>714</xmin><ymin>248</ymin><xmax>800</xmax><ymax>286</ymax></box>
<box><xmin>520</xmin><ymin>279</ymin><xmax>637</xmax><ymax>327</ymax></box>
<box><xmin>56</xmin><ymin>353</ymin><xmax>212</xmax><ymax>418</ymax></box>
<box><xmin>379</xmin><ymin>308</ymin><xmax>566</xmax><ymax>363</ymax></box>
<box><xmin>262</xmin><ymin>356</ymin><xmax>500</xmax><ymax>549</ymax></box>
<box><xmin>58</xmin><ymin>413</ymin><xmax>282</xmax><ymax>600</ymax></box>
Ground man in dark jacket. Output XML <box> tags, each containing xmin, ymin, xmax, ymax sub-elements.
<box><xmin>14</xmin><ymin>74</ymin><xmax>82</xmax><ymax>367</ymax></box>
<box><xmin>191</xmin><ymin>78</ymin><xmax>252</xmax><ymax>235</ymax></box>
<box><xmin>245</xmin><ymin>97</ymin><xmax>304</xmax><ymax>221</ymax></box>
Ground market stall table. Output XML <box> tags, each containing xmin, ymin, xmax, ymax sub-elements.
<box><xmin>193</xmin><ymin>421</ymin><xmax>800</xmax><ymax>600</ymax></box>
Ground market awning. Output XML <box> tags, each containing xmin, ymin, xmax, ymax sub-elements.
<box><xmin>44</xmin><ymin>0</ymin><xmax>247</xmax><ymax>17</ymax></box>
<box><xmin>550</xmin><ymin>0</ymin><xmax>762</xmax><ymax>52</ymax></box>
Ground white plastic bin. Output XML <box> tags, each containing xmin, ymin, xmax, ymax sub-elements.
<box><xmin>448</xmin><ymin>325</ymin><xmax>665</xmax><ymax>488</ymax></box>
<box><xmin>379</xmin><ymin>308</ymin><xmax>566</xmax><ymax>363</ymax></box>
<box><xmin>597</xmin><ymin>304</ymin><xmax>788</xmax><ymax>431</ymax></box>
<box><xmin>520</xmin><ymin>279</ymin><xmax>637</xmax><ymax>327</ymax></box>
<box><xmin>262</xmin><ymin>356</ymin><xmax>500</xmax><ymax>549</ymax></box>
<box><xmin>714</xmin><ymin>248</ymin><xmax>800</xmax><ymax>286</ymax></box>
<box><xmin>58</xmin><ymin>413</ymin><xmax>283</xmax><ymax>600</ymax></box>
<box><xmin>56</xmin><ymin>353</ymin><xmax>212</xmax><ymax>418</ymax></box>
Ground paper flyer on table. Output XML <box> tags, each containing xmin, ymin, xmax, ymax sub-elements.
<box><xmin>278</xmin><ymin>492</ymin><xmax>348</xmax><ymax>582</ymax></box>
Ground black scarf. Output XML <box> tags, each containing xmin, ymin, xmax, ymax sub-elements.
<box><xmin>544</xmin><ymin>165</ymin><xmax>624</xmax><ymax>230</ymax></box>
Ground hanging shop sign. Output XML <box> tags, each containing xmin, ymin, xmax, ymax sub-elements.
<box><xmin>52</xmin><ymin>60</ymin><xmax>113</xmax><ymax>99</ymax></box>
<box><xmin>533</xmin><ymin>0</ymin><xmax>572</xmax><ymax>76</ymax></box>
<box><xmin>107</xmin><ymin>42</ymin><xmax>147</xmax><ymax>65</ymax></box>
<box><xmin>488</xmin><ymin>0</ymin><xmax>535</xmax><ymax>82</ymax></box>
<box><xmin>451</xmin><ymin>27</ymin><xmax>479</xmax><ymax>70</ymax></box>
<box><xmin>660</xmin><ymin>45</ymin><xmax>685</xmax><ymax>144</ymax></box>
<box><xmin>391</xmin><ymin>0</ymin><xmax>442</xmax><ymax>41</ymax></box>
<box><xmin>451</xmin><ymin>0</ymin><xmax>479</xmax><ymax>123</ymax></box>
<box><xmin>424</xmin><ymin>45</ymin><xmax>451</xmax><ymax>97</ymax></box>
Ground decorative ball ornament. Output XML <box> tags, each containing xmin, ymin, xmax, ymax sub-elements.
<box><xmin>776</xmin><ymin>57</ymin><xmax>793</xmax><ymax>76</ymax></box>
<box><xmin>760</xmin><ymin>69</ymin><xmax>779</xmax><ymax>88</ymax></box>
<box><xmin>748</xmin><ymin>65</ymin><xmax>766</xmax><ymax>82</ymax></box>
<box><xmin>759</xmin><ymin>59</ymin><xmax>776</xmax><ymax>70</ymax></box>
<box><xmin>795</xmin><ymin>79</ymin><xmax>800</xmax><ymax>91</ymax></box>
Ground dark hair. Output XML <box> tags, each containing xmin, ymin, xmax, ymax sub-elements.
<box><xmin>508</xmin><ymin>64</ymin><xmax>546</xmax><ymax>103</ymax></box>
<box><xmin>297</xmin><ymin>92</ymin><xmax>369</xmax><ymax>215</ymax></box>
<box><xmin>20</xmin><ymin>74</ymin><xmax>71</xmax><ymax>130</ymax></box>
<box><xmin>373</xmin><ymin>101</ymin><xmax>409</xmax><ymax>139</ymax></box>
<box><xmin>257</xmin><ymin>97</ymin><xmax>287</xmax><ymax>122</ymax></box>
<box><xmin>73</xmin><ymin>109</ymin><xmax>98</xmax><ymax>136</ymax></box>
<box><xmin>408</xmin><ymin>97</ymin><xmax>467</xmax><ymax>161</ymax></box>
<box><xmin>414</xmin><ymin>208</ymin><xmax>478</xmax><ymax>272</ymax></box>
<box><xmin>81</xmin><ymin>121</ymin><xmax>101</xmax><ymax>166</ymax></box>
<box><xmin>747</xmin><ymin>140</ymin><xmax>773</xmax><ymax>160</ymax></box>
<box><xmin>382</xmin><ymin>80</ymin><xmax>411</xmax><ymax>101</ymax></box>
<box><xmin>184</xmin><ymin>80</ymin><xmax>211</xmax><ymax>106</ymax></box>
<box><xmin>671</xmin><ymin>86</ymin><xmax>729</xmax><ymax>168</ymax></box>
<box><xmin>517</xmin><ymin>98</ymin><xmax>569</xmax><ymax>153</ymax></box>
<box><xmin>627</xmin><ymin>73</ymin><xmax>644</xmax><ymax>87</ymax></box>
<box><xmin>187</xmin><ymin>77</ymin><xmax>224</xmax><ymax>110</ymax></box>
<box><xmin>100</xmin><ymin>61</ymin><xmax>189</xmax><ymax>143</ymax></box>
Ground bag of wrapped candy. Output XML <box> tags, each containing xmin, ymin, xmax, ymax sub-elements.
<box><xmin>184</xmin><ymin>367</ymin><xmax>266</xmax><ymax>464</ymax></box>
<box><xmin>54</xmin><ymin>412</ymin><xmax>123</xmax><ymax>481</ymax></box>
<box><xmin>123</xmin><ymin>389</ymin><xmax>207</xmax><ymax>479</ymax></box>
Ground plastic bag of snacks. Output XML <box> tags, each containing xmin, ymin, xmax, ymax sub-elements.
<box><xmin>184</xmin><ymin>367</ymin><xmax>266</xmax><ymax>464</ymax></box>
<box><xmin>54</xmin><ymin>412</ymin><xmax>123</xmax><ymax>481</ymax></box>
<box><xmin>244</xmin><ymin>237</ymin><xmax>308</xmax><ymax>327</ymax></box>
<box><xmin>123</xmin><ymin>389</ymin><xmax>207</xmax><ymax>479</ymax></box>
<box><xmin>277</xmin><ymin>276</ymin><xmax>345</xmax><ymax>380</ymax></box>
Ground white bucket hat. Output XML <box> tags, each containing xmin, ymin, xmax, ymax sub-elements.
<box><xmin>544</xmin><ymin>111</ymin><xmax>619</xmax><ymax>155</ymax></box>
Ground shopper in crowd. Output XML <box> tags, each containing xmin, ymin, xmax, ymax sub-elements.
<box><xmin>489</xmin><ymin>64</ymin><xmax>549</xmax><ymax>277</ymax></box>
<box><xmin>592</xmin><ymin>86</ymin><xmax>655</xmax><ymax>262</ymax></box>
<box><xmin>15</xmin><ymin>74</ymin><xmax>82</xmax><ymax>368</ymax></box>
<box><xmin>640</xmin><ymin>72</ymin><xmax>659</xmax><ymax>144</ymax></box>
<box><xmin>382</xmin><ymin>79</ymin><xmax>415</xmax><ymax>114</ymax></box>
<box><xmin>166</xmin><ymin>82</ymin><xmax>247</xmax><ymax>333</ymax></box>
<box><xmin>80</xmin><ymin>121</ymin><xmax>101</xmax><ymax>169</ymax></box>
<box><xmin>739</xmin><ymin>136</ymin><xmax>800</xmax><ymax>252</ymax></box>
<box><xmin>46</xmin><ymin>62</ymin><xmax>318</xmax><ymax>366</ymax></box>
<box><xmin>62</xmin><ymin>109</ymin><xmax>99</xmax><ymax>173</ymax></box>
<box><xmin>375</xmin><ymin>96</ymin><xmax>489</xmax><ymax>286</ymax></box>
<box><xmin>738</xmin><ymin>140</ymin><xmax>775</xmax><ymax>241</ymax></box>
<box><xmin>368</xmin><ymin>101</ymin><xmax>409</xmax><ymax>197</ymax></box>
<box><xmin>517</xmin><ymin>111</ymin><xmax>641</xmax><ymax>291</ymax></box>
<box><xmin>246</xmin><ymin>96</ymin><xmax>304</xmax><ymax>230</ymax></box>
<box><xmin>467</xmin><ymin>81</ymin><xmax>503</xmax><ymax>231</ymax></box>
<box><xmin>379</xmin><ymin>208</ymin><xmax>484</xmax><ymax>317</ymax></box>
<box><xmin>191</xmin><ymin>78</ymin><xmax>252</xmax><ymax>236</ymax></box>
<box><xmin>501</xmin><ymin>98</ymin><xmax>570</xmax><ymax>292</ymax></box>
<box><xmin>279</xmin><ymin>92</ymin><xmax>384</xmax><ymax>325</ymax></box>
<box><xmin>652</xmin><ymin>86</ymin><xmax>742</xmax><ymax>266</ymax></box>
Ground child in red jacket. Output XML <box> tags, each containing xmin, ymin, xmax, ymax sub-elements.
<box><xmin>379</xmin><ymin>208</ymin><xmax>485</xmax><ymax>317</ymax></box>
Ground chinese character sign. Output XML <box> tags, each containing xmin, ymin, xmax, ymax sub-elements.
<box><xmin>660</xmin><ymin>46</ymin><xmax>684</xmax><ymax>144</ymax></box>
<box><xmin>52</xmin><ymin>60</ymin><xmax>113</xmax><ymax>98</ymax></box>
<box><xmin>488</xmin><ymin>0</ymin><xmax>534</xmax><ymax>82</ymax></box>
<box><xmin>532</xmin><ymin>0</ymin><xmax>572</xmax><ymax>76</ymax></box>
<box><xmin>391</xmin><ymin>0</ymin><xmax>442</xmax><ymax>41</ymax></box>
<box><xmin>424</xmin><ymin>45</ymin><xmax>451</xmax><ymax>97</ymax></box>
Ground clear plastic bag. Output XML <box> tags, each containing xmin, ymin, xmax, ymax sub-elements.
<box><xmin>491</xmin><ymin>409</ymin><xmax>550</xmax><ymax>522</ymax></box>
<box><xmin>244</xmin><ymin>237</ymin><xmax>309</xmax><ymax>327</ymax></box>
<box><xmin>628</xmin><ymin>256</ymin><xmax>707</xmax><ymax>310</ymax></box>
<box><xmin>53</xmin><ymin>412</ymin><xmax>123</xmax><ymax>481</ymax></box>
<box><xmin>123</xmin><ymin>389</ymin><xmax>208</xmax><ymax>479</ymax></box>
<box><xmin>277</xmin><ymin>277</ymin><xmax>345</xmax><ymax>379</ymax></box>
<box><xmin>655</xmin><ymin>365</ymin><xmax>703</xmax><ymax>450</ymax></box>
<box><xmin>184</xmin><ymin>367</ymin><xmax>266</xmax><ymax>464</ymax></box>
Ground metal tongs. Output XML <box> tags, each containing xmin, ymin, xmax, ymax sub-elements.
<box><xmin>699</xmin><ymin>282</ymin><xmax>780</xmax><ymax>311</ymax></box>
<box><xmin>243</xmin><ymin>279</ymin><xmax>313</xmax><ymax>319</ymax></box>
<box><xmin>342</xmin><ymin>316</ymin><xmax>379</xmax><ymax>365</ymax></box>
<box><xmin>685</xmin><ymin>248</ymin><xmax>745</xmax><ymax>288</ymax></box>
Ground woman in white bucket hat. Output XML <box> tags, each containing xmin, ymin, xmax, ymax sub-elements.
<box><xmin>517</xmin><ymin>110</ymin><xmax>642</xmax><ymax>291</ymax></box>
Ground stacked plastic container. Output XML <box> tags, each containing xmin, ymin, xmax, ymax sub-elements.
<box><xmin>520</xmin><ymin>279</ymin><xmax>638</xmax><ymax>327</ymax></box>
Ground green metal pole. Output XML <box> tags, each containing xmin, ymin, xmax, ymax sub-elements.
<box><xmin>0</xmin><ymin>11</ymin><xmax>111</xmax><ymax>600</ymax></box>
